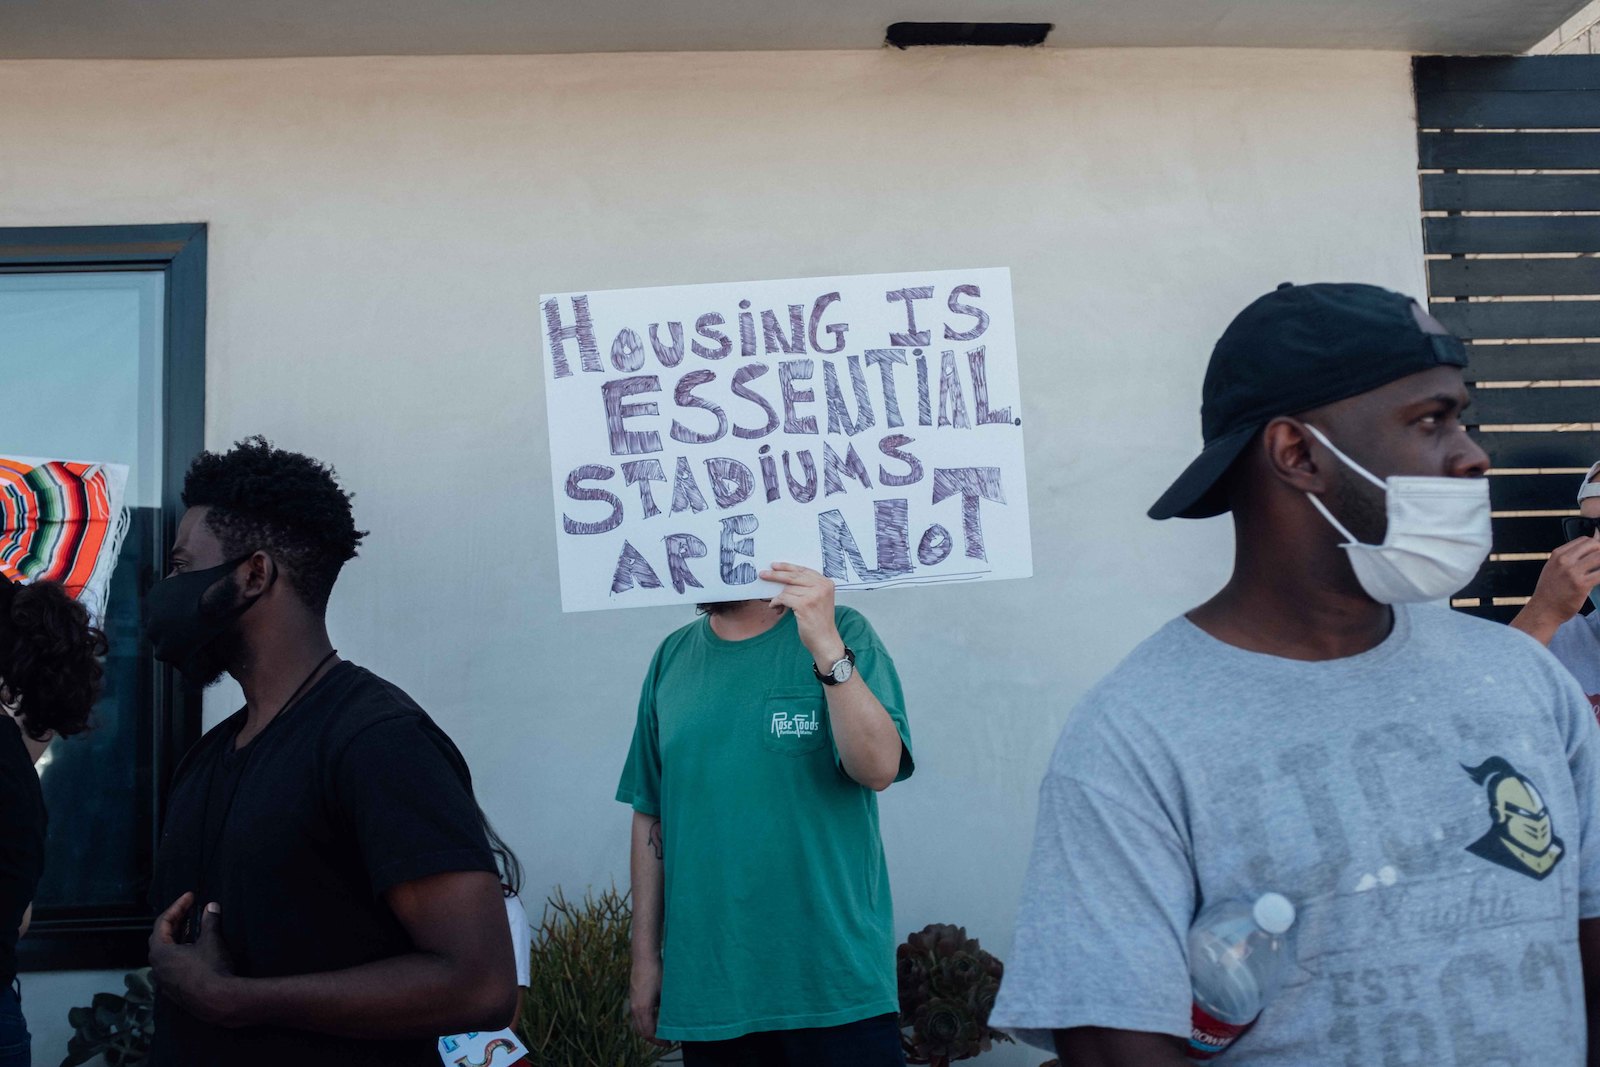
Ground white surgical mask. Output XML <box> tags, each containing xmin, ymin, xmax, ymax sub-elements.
<box><xmin>1303</xmin><ymin>425</ymin><xmax>1492</xmax><ymax>605</ymax></box>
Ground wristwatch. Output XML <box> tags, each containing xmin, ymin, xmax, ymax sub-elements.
<box><xmin>813</xmin><ymin>647</ymin><xmax>856</xmax><ymax>686</ymax></box>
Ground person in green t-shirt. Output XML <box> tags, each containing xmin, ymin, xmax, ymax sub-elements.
<box><xmin>617</xmin><ymin>561</ymin><xmax>913</xmax><ymax>1066</ymax></box>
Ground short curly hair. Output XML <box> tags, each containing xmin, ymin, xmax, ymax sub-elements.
<box><xmin>182</xmin><ymin>437</ymin><xmax>367</xmax><ymax>613</ymax></box>
<box><xmin>0</xmin><ymin>578</ymin><xmax>107</xmax><ymax>740</ymax></box>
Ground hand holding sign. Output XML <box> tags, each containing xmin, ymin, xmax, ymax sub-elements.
<box><xmin>762</xmin><ymin>563</ymin><xmax>845</xmax><ymax>667</ymax></box>
<box><xmin>541</xmin><ymin>268</ymin><xmax>1032</xmax><ymax>612</ymax></box>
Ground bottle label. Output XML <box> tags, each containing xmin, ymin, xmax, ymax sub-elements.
<box><xmin>1188</xmin><ymin>1003</ymin><xmax>1256</xmax><ymax>1061</ymax></box>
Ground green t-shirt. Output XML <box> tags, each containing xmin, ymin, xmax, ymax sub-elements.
<box><xmin>615</xmin><ymin>605</ymin><xmax>914</xmax><ymax>1042</ymax></box>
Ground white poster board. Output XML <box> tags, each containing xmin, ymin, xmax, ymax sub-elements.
<box><xmin>541</xmin><ymin>268</ymin><xmax>1031</xmax><ymax>613</ymax></box>
<box><xmin>436</xmin><ymin>1030</ymin><xmax>528</xmax><ymax>1067</ymax></box>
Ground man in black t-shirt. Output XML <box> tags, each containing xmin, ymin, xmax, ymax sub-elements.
<box><xmin>144</xmin><ymin>437</ymin><xmax>516</xmax><ymax>1067</ymax></box>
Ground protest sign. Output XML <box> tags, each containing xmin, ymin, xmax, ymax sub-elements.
<box><xmin>437</xmin><ymin>1030</ymin><xmax>529</xmax><ymax>1066</ymax></box>
<box><xmin>541</xmin><ymin>268</ymin><xmax>1031</xmax><ymax>613</ymax></box>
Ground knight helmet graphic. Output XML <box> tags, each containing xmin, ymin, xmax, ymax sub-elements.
<box><xmin>1462</xmin><ymin>756</ymin><xmax>1564</xmax><ymax>880</ymax></box>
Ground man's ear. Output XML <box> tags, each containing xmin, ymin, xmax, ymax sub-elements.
<box><xmin>241</xmin><ymin>551</ymin><xmax>277</xmax><ymax>597</ymax></box>
<box><xmin>1261</xmin><ymin>417</ymin><xmax>1336</xmax><ymax>497</ymax></box>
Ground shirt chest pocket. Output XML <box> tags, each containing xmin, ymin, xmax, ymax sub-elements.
<box><xmin>761</xmin><ymin>685</ymin><xmax>830</xmax><ymax>757</ymax></box>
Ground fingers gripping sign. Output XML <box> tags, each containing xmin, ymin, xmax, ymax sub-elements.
<box><xmin>760</xmin><ymin>562</ymin><xmax>846</xmax><ymax>668</ymax></box>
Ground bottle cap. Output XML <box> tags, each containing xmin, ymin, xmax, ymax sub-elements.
<box><xmin>1253</xmin><ymin>893</ymin><xmax>1295</xmax><ymax>934</ymax></box>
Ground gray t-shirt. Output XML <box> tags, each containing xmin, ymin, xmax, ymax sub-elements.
<box><xmin>1550</xmin><ymin>611</ymin><xmax>1600</xmax><ymax>720</ymax></box>
<box><xmin>991</xmin><ymin>604</ymin><xmax>1600</xmax><ymax>1065</ymax></box>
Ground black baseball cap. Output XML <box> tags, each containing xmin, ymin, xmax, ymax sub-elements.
<box><xmin>1148</xmin><ymin>282</ymin><xmax>1468</xmax><ymax>520</ymax></box>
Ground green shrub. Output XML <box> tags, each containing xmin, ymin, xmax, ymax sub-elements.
<box><xmin>518</xmin><ymin>886</ymin><xmax>680</xmax><ymax>1067</ymax></box>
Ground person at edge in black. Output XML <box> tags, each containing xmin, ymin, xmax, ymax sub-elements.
<box><xmin>0</xmin><ymin>576</ymin><xmax>105</xmax><ymax>1066</ymax></box>
<box><xmin>144</xmin><ymin>437</ymin><xmax>516</xmax><ymax>1066</ymax></box>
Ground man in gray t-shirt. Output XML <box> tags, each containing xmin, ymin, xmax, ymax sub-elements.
<box><xmin>992</xmin><ymin>284</ymin><xmax>1600</xmax><ymax>1065</ymax></box>
<box><xmin>1512</xmin><ymin>462</ymin><xmax>1600</xmax><ymax>717</ymax></box>
<box><xmin>1551</xmin><ymin>610</ymin><xmax>1600</xmax><ymax>716</ymax></box>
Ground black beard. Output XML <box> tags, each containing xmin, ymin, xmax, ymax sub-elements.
<box><xmin>181</xmin><ymin>575</ymin><xmax>247</xmax><ymax>688</ymax></box>
<box><xmin>1326</xmin><ymin>465</ymin><xmax>1389</xmax><ymax>545</ymax></box>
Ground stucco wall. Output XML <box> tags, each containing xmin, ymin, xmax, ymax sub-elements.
<box><xmin>0</xmin><ymin>47</ymin><xmax>1425</xmax><ymax>1063</ymax></box>
<box><xmin>1533</xmin><ymin>0</ymin><xmax>1600</xmax><ymax>51</ymax></box>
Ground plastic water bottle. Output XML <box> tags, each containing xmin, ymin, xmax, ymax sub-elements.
<box><xmin>1187</xmin><ymin>893</ymin><xmax>1296</xmax><ymax>1062</ymax></box>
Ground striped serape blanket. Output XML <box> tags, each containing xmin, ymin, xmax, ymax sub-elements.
<box><xmin>0</xmin><ymin>455</ymin><xmax>130</xmax><ymax>625</ymax></box>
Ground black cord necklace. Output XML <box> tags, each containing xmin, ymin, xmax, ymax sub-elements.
<box><xmin>188</xmin><ymin>649</ymin><xmax>339</xmax><ymax>941</ymax></box>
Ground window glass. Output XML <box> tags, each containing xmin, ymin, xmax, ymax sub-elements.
<box><xmin>0</xmin><ymin>271</ymin><xmax>165</xmax><ymax>911</ymax></box>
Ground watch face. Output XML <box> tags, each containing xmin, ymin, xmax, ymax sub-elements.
<box><xmin>833</xmin><ymin>658</ymin><xmax>854</xmax><ymax>683</ymax></box>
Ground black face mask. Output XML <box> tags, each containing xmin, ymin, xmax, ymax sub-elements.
<box><xmin>146</xmin><ymin>554</ymin><xmax>270</xmax><ymax>685</ymax></box>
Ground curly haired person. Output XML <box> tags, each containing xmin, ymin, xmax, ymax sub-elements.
<box><xmin>0</xmin><ymin>575</ymin><xmax>106</xmax><ymax>1066</ymax></box>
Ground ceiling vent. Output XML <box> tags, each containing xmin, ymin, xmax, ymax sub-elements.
<box><xmin>886</xmin><ymin>22</ymin><xmax>1054</xmax><ymax>48</ymax></box>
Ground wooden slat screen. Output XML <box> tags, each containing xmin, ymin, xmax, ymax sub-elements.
<box><xmin>1415</xmin><ymin>55</ymin><xmax>1600</xmax><ymax>625</ymax></box>
<box><xmin>1423</xmin><ymin>173</ymin><xmax>1600</xmax><ymax>211</ymax></box>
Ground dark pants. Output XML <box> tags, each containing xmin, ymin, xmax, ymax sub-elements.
<box><xmin>680</xmin><ymin>1012</ymin><xmax>904</xmax><ymax>1067</ymax></box>
<box><xmin>0</xmin><ymin>981</ymin><xmax>30</xmax><ymax>1067</ymax></box>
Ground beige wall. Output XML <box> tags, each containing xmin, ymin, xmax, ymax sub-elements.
<box><xmin>1533</xmin><ymin>0</ymin><xmax>1600</xmax><ymax>52</ymax></box>
<box><xmin>0</xmin><ymin>48</ymin><xmax>1425</xmax><ymax>1063</ymax></box>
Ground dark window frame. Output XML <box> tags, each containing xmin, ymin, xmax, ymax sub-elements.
<box><xmin>1</xmin><ymin>224</ymin><xmax>207</xmax><ymax>970</ymax></box>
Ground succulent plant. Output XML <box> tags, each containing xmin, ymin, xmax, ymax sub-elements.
<box><xmin>516</xmin><ymin>886</ymin><xmax>679</xmax><ymax>1067</ymax></box>
<box><xmin>897</xmin><ymin>924</ymin><xmax>1012</xmax><ymax>1066</ymax></box>
<box><xmin>60</xmin><ymin>968</ymin><xmax>154</xmax><ymax>1067</ymax></box>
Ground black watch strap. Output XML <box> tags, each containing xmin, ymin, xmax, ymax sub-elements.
<box><xmin>813</xmin><ymin>646</ymin><xmax>856</xmax><ymax>685</ymax></box>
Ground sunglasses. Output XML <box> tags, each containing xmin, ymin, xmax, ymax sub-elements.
<box><xmin>1562</xmin><ymin>516</ymin><xmax>1600</xmax><ymax>542</ymax></box>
